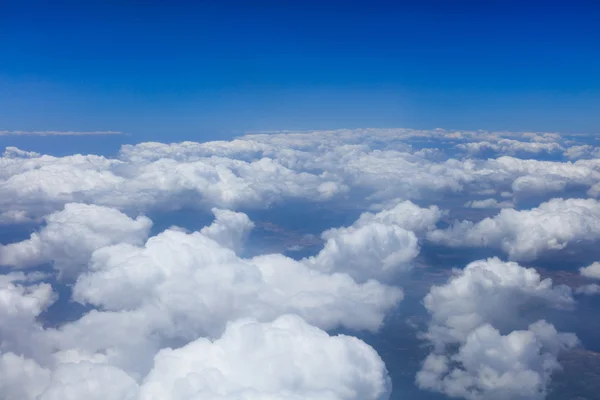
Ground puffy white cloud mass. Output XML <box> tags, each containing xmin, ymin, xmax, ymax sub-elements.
<box><xmin>72</xmin><ymin>225</ymin><xmax>401</xmax><ymax>341</ymax></box>
<box><xmin>1</xmin><ymin>316</ymin><xmax>390</xmax><ymax>400</ymax></box>
<box><xmin>575</xmin><ymin>262</ymin><xmax>600</xmax><ymax>295</ymax></box>
<box><xmin>305</xmin><ymin>201</ymin><xmax>443</xmax><ymax>283</ymax></box>
<box><xmin>0</xmin><ymin>203</ymin><xmax>152</xmax><ymax>279</ymax></box>
<box><xmin>457</xmin><ymin>138</ymin><xmax>564</xmax><ymax>157</ymax></box>
<box><xmin>575</xmin><ymin>283</ymin><xmax>600</xmax><ymax>295</ymax></box>
<box><xmin>200</xmin><ymin>208</ymin><xmax>255</xmax><ymax>253</ymax></box>
<box><xmin>417</xmin><ymin>258</ymin><xmax>577</xmax><ymax>399</ymax></box>
<box><xmin>0</xmin><ymin>208</ymin><xmax>397</xmax><ymax>400</ymax></box>
<box><xmin>422</xmin><ymin>258</ymin><xmax>574</xmax><ymax>347</ymax></box>
<box><xmin>1</xmin><ymin>128</ymin><xmax>599</xmax><ymax>220</ymax></box>
<box><xmin>579</xmin><ymin>261</ymin><xmax>600</xmax><ymax>280</ymax></box>
<box><xmin>464</xmin><ymin>198</ymin><xmax>514</xmax><ymax>209</ymax></box>
<box><xmin>417</xmin><ymin>321</ymin><xmax>578</xmax><ymax>400</ymax></box>
<box><xmin>139</xmin><ymin>315</ymin><xmax>391</xmax><ymax>400</ymax></box>
<box><xmin>429</xmin><ymin>198</ymin><xmax>600</xmax><ymax>261</ymax></box>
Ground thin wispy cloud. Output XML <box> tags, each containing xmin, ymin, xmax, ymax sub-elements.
<box><xmin>0</xmin><ymin>130</ymin><xmax>123</xmax><ymax>136</ymax></box>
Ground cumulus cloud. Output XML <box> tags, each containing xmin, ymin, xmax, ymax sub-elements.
<box><xmin>464</xmin><ymin>198</ymin><xmax>514</xmax><ymax>209</ymax></box>
<box><xmin>579</xmin><ymin>261</ymin><xmax>600</xmax><ymax>280</ymax></box>
<box><xmin>0</xmin><ymin>203</ymin><xmax>152</xmax><ymax>279</ymax></box>
<box><xmin>575</xmin><ymin>262</ymin><xmax>600</xmax><ymax>295</ymax></box>
<box><xmin>429</xmin><ymin>198</ymin><xmax>600</xmax><ymax>261</ymax></box>
<box><xmin>0</xmin><ymin>206</ymin><xmax>399</xmax><ymax>400</ymax></box>
<box><xmin>139</xmin><ymin>315</ymin><xmax>391</xmax><ymax>400</ymax></box>
<box><xmin>0</xmin><ymin>352</ymin><xmax>50</xmax><ymax>400</ymax></box>
<box><xmin>305</xmin><ymin>201</ymin><xmax>443</xmax><ymax>283</ymax></box>
<box><xmin>72</xmin><ymin>226</ymin><xmax>401</xmax><ymax>344</ymax></box>
<box><xmin>3</xmin><ymin>316</ymin><xmax>391</xmax><ymax>400</ymax></box>
<box><xmin>200</xmin><ymin>208</ymin><xmax>255</xmax><ymax>253</ymax></box>
<box><xmin>564</xmin><ymin>145</ymin><xmax>600</xmax><ymax>160</ymax></box>
<box><xmin>457</xmin><ymin>138</ymin><xmax>563</xmax><ymax>157</ymax></box>
<box><xmin>422</xmin><ymin>258</ymin><xmax>574</xmax><ymax>347</ymax></box>
<box><xmin>575</xmin><ymin>283</ymin><xmax>600</xmax><ymax>295</ymax></box>
<box><xmin>417</xmin><ymin>258</ymin><xmax>577</xmax><ymax>399</ymax></box>
<box><xmin>1</xmin><ymin>129</ymin><xmax>599</xmax><ymax>218</ymax></box>
<box><xmin>417</xmin><ymin>321</ymin><xmax>578</xmax><ymax>400</ymax></box>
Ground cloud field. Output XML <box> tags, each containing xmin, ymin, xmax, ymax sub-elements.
<box><xmin>1</xmin><ymin>127</ymin><xmax>599</xmax><ymax>399</ymax></box>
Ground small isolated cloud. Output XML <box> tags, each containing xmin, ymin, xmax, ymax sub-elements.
<box><xmin>579</xmin><ymin>261</ymin><xmax>600</xmax><ymax>280</ymax></box>
<box><xmin>576</xmin><ymin>262</ymin><xmax>600</xmax><ymax>295</ymax></box>
<box><xmin>575</xmin><ymin>283</ymin><xmax>600</xmax><ymax>295</ymax></box>
<box><xmin>0</xmin><ymin>130</ymin><xmax>123</xmax><ymax>136</ymax></box>
<box><xmin>464</xmin><ymin>198</ymin><xmax>514</xmax><ymax>209</ymax></box>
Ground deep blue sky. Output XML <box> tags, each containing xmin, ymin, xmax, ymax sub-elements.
<box><xmin>1</xmin><ymin>0</ymin><xmax>599</xmax><ymax>143</ymax></box>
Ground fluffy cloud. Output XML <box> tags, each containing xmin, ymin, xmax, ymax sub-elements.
<box><xmin>429</xmin><ymin>198</ymin><xmax>600</xmax><ymax>261</ymax></box>
<box><xmin>579</xmin><ymin>261</ymin><xmax>600</xmax><ymax>280</ymax></box>
<box><xmin>38</xmin><ymin>362</ymin><xmax>139</xmax><ymax>400</ymax></box>
<box><xmin>464</xmin><ymin>198</ymin><xmax>514</xmax><ymax>209</ymax></box>
<box><xmin>422</xmin><ymin>258</ymin><xmax>574</xmax><ymax>347</ymax></box>
<box><xmin>457</xmin><ymin>139</ymin><xmax>563</xmax><ymax>157</ymax></box>
<box><xmin>0</xmin><ymin>352</ymin><xmax>50</xmax><ymax>400</ymax></box>
<box><xmin>139</xmin><ymin>315</ymin><xmax>391</xmax><ymax>400</ymax></box>
<box><xmin>0</xmin><ymin>206</ymin><xmax>398</xmax><ymax>400</ymax></box>
<box><xmin>72</xmin><ymin>226</ymin><xmax>401</xmax><ymax>344</ymax></box>
<box><xmin>200</xmin><ymin>208</ymin><xmax>255</xmax><ymax>253</ymax></box>
<box><xmin>575</xmin><ymin>262</ymin><xmax>600</xmax><ymax>295</ymax></box>
<box><xmin>305</xmin><ymin>201</ymin><xmax>443</xmax><ymax>283</ymax></box>
<box><xmin>1</xmin><ymin>129</ymin><xmax>599</xmax><ymax>219</ymax></box>
<box><xmin>3</xmin><ymin>316</ymin><xmax>391</xmax><ymax>400</ymax></box>
<box><xmin>564</xmin><ymin>145</ymin><xmax>600</xmax><ymax>160</ymax></box>
<box><xmin>418</xmin><ymin>258</ymin><xmax>577</xmax><ymax>399</ymax></box>
<box><xmin>575</xmin><ymin>284</ymin><xmax>600</xmax><ymax>295</ymax></box>
<box><xmin>0</xmin><ymin>203</ymin><xmax>152</xmax><ymax>279</ymax></box>
<box><xmin>417</xmin><ymin>321</ymin><xmax>578</xmax><ymax>400</ymax></box>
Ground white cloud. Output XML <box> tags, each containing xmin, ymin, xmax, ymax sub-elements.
<box><xmin>579</xmin><ymin>261</ymin><xmax>600</xmax><ymax>280</ymax></box>
<box><xmin>304</xmin><ymin>201</ymin><xmax>443</xmax><ymax>283</ymax></box>
<box><xmin>1</xmin><ymin>129</ymin><xmax>599</xmax><ymax>219</ymax></box>
<box><xmin>139</xmin><ymin>315</ymin><xmax>391</xmax><ymax>400</ymax></box>
<box><xmin>464</xmin><ymin>198</ymin><xmax>514</xmax><ymax>209</ymax></box>
<box><xmin>5</xmin><ymin>315</ymin><xmax>391</xmax><ymax>400</ymax></box>
<box><xmin>575</xmin><ymin>284</ymin><xmax>600</xmax><ymax>295</ymax></box>
<box><xmin>0</xmin><ymin>203</ymin><xmax>152</xmax><ymax>279</ymax></box>
<box><xmin>37</xmin><ymin>362</ymin><xmax>139</xmax><ymax>400</ymax></box>
<box><xmin>417</xmin><ymin>321</ymin><xmax>578</xmax><ymax>400</ymax></box>
<box><xmin>429</xmin><ymin>198</ymin><xmax>600</xmax><ymax>261</ymax></box>
<box><xmin>0</xmin><ymin>352</ymin><xmax>50</xmax><ymax>400</ymax></box>
<box><xmin>200</xmin><ymin>208</ymin><xmax>255</xmax><ymax>253</ymax></box>
<box><xmin>418</xmin><ymin>258</ymin><xmax>577</xmax><ymax>399</ymax></box>
<box><xmin>564</xmin><ymin>145</ymin><xmax>600</xmax><ymax>160</ymax></box>
<box><xmin>457</xmin><ymin>139</ymin><xmax>563</xmax><ymax>157</ymax></box>
<box><xmin>422</xmin><ymin>258</ymin><xmax>574</xmax><ymax>347</ymax></box>
<box><xmin>0</xmin><ymin>210</ymin><xmax>38</xmax><ymax>225</ymax></box>
<box><xmin>72</xmin><ymin>227</ymin><xmax>401</xmax><ymax>341</ymax></box>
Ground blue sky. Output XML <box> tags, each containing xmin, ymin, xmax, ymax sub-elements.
<box><xmin>1</xmin><ymin>0</ymin><xmax>599</xmax><ymax>143</ymax></box>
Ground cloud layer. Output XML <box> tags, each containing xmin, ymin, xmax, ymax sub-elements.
<box><xmin>1</xmin><ymin>127</ymin><xmax>598</xmax><ymax>399</ymax></box>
